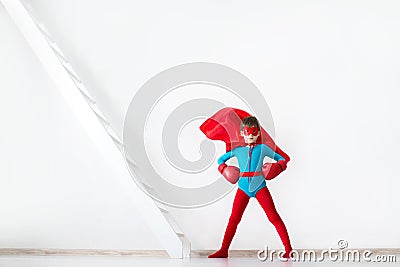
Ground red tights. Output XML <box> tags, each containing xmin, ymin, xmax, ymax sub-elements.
<box><xmin>208</xmin><ymin>187</ymin><xmax>292</xmax><ymax>258</ymax></box>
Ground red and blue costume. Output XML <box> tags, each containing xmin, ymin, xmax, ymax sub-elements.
<box><xmin>218</xmin><ymin>143</ymin><xmax>285</xmax><ymax>197</ymax></box>
<box><xmin>200</xmin><ymin>107</ymin><xmax>292</xmax><ymax>258</ymax></box>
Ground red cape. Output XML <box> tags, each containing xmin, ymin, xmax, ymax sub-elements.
<box><xmin>199</xmin><ymin>107</ymin><xmax>290</xmax><ymax>162</ymax></box>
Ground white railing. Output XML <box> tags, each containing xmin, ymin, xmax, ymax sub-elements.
<box><xmin>1</xmin><ymin>0</ymin><xmax>190</xmax><ymax>258</ymax></box>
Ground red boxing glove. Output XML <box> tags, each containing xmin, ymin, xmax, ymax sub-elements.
<box><xmin>277</xmin><ymin>160</ymin><xmax>287</xmax><ymax>171</ymax></box>
<box><xmin>262</xmin><ymin>160</ymin><xmax>287</xmax><ymax>180</ymax></box>
<box><xmin>218</xmin><ymin>163</ymin><xmax>228</xmax><ymax>173</ymax></box>
<box><xmin>218</xmin><ymin>163</ymin><xmax>240</xmax><ymax>184</ymax></box>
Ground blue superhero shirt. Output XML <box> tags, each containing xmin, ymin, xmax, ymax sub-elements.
<box><xmin>218</xmin><ymin>144</ymin><xmax>285</xmax><ymax>197</ymax></box>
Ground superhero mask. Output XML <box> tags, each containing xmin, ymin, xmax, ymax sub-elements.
<box><xmin>241</xmin><ymin>126</ymin><xmax>260</xmax><ymax>144</ymax></box>
<box><xmin>243</xmin><ymin>126</ymin><xmax>259</xmax><ymax>136</ymax></box>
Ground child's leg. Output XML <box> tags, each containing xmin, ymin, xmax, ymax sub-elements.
<box><xmin>208</xmin><ymin>188</ymin><xmax>250</xmax><ymax>258</ymax></box>
<box><xmin>255</xmin><ymin>186</ymin><xmax>292</xmax><ymax>256</ymax></box>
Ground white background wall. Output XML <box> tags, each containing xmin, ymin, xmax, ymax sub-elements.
<box><xmin>1</xmin><ymin>0</ymin><xmax>399</xmax><ymax>251</ymax></box>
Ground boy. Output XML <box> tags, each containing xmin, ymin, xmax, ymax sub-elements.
<box><xmin>208</xmin><ymin>116</ymin><xmax>292</xmax><ymax>258</ymax></box>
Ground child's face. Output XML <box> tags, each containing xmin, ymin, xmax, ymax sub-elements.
<box><xmin>240</xmin><ymin>125</ymin><xmax>260</xmax><ymax>144</ymax></box>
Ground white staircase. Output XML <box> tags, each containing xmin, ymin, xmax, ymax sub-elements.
<box><xmin>1</xmin><ymin>0</ymin><xmax>190</xmax><ymax>258</ymax></box>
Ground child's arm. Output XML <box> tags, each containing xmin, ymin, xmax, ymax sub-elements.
<box><xmin>260</xmin><ymin>144</ymin><xmax>285</xmax><ymax>162</ymax></box>
<box><xmin>217</xmin><ymin>150</ymin><xmax>239</xmax><ymax>184</ymax></box>
<box><xmin>260</xmin><ymin>144</ymin><xmax>288</xmax><ymax>180</ymax></box>
<box><xmin>217</xmin><ymin>150</ymin><xmax>235</xmax><ymax>165</ymax></box>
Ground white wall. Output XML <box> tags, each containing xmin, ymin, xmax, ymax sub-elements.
<box><xmin>0</xmin><ymin>6</ymin><xmax>162</xmax><ymax>250</ymax></box>
<box><xmin>1</xmin><ymin>0</ymin><xmax>400</xmax><ymax>251</ymax></box>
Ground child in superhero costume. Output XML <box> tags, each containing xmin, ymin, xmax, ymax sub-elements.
<box><xmin>199</xmin><ymin>107</ymin><xmax>292</xmax><ymax>258</ymax></box>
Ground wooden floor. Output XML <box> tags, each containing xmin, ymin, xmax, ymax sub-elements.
<box><xmin>0</xmin><ymin>254</ymin><xmax>398</xmax><ymax>267</ymax></box>
<box><xmin>0</xmin><ymin>248</ymin><xmax>399</xmax><ymax>257</ymax></box>
<box><xmin>0</xmin><ymin>249</ymin><xmax>398</xmax><ymax>267</ymax></box>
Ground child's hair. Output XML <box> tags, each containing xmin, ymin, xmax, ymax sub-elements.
<box><xmin>240</xmin><ymin>116</ymin><xmax>260</xmax><ymax>130</ymax></box>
